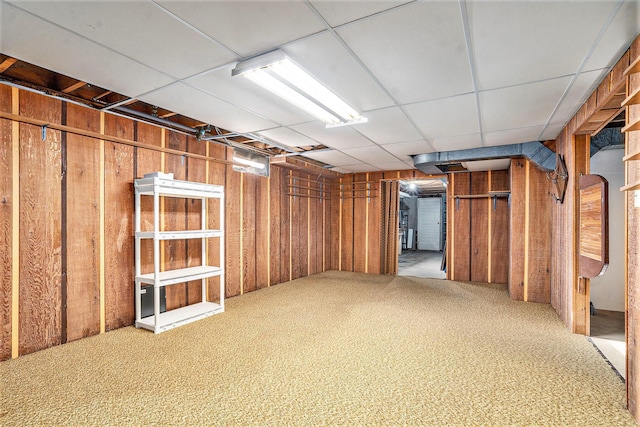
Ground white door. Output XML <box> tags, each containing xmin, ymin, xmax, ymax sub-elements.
<box><xmin>417</xmin><ymin>197</ymin><xmax>441</xmax><ymax>251</ymax></box>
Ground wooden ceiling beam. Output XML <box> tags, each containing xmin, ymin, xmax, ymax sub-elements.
<box><xmin>0</xmin><ymin>57</ymin><xmax>18</xmax><ymax>73</ymax></box>
<box><xmin>61</xmin><ymin>80</ymin><xmax>87</xmax><ymax>93</ymax></box>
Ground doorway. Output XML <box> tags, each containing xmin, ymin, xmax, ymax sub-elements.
<box><xmin>589</xmin><ymin>146</ymin><xmax>626</xmax><ymax>378</ymax></box>
<box><xmin>397</xmin><ymin>179</ymin><xmax>446</xmax><ymax>279</ymax></box>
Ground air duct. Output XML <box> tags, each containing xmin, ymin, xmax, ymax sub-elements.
<box><xmin>413</xmin><ymin>141</ymin><xmax>556</xmax><ymax>174</ymax></box>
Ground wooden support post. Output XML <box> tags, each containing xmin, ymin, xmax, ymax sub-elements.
<box><xmin>99</xmin><ymin>112</ymin><xmax>105</xmax><ymax>334</ymax></box>
<box><xmin>11</xmin><ymin>87</ymin><xmax>19</xmax><ymax>359</ymax></box>
<box><xmin>524</xmin><ymin>161</ymin><xmax>530</xmax><ymax>301</ymax></box>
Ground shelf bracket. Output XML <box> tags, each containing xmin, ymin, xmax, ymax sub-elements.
<box><xmin>41</xmin><ymin>124</ymin><xmax>48</xmax><ymax>141</ymax></box>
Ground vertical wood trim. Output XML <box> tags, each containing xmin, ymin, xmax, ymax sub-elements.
<box><xmin>307</xmin><ymin>179</ymin><xmax>311</xmax><ymax>276</ymax></box>
<box><xmin>524</xmin><ymin>161</ymin><xmax>530</xmax><ymax>301</ymax></box>
<box><xmin>488</xmin><ymin>171</ymin><xmax>492</xmax><ymax>283</ymax></box>
<box><xmin>240</xmin><ymin>172</ymin><xmax>244</xmax><ymax>294</ymax></box>
<box><xmin>99</xmin><ymin>112</ymin><xmax>105</xmax><ymax>334</ymax></box>
<box><xmin>322</xmin><ymin>188</ymin><xmax>326</xmax><ymax>272</ymax></box>
<box><xmin>338</xmin><ymin>178</ymin><xmax>343</xmax><ymax>271</ymax></box>
<box><xmin>160</xmin><ymin>129</ymin><xmax>166</xmax><ymax>268</ymax></box>
<box><xmin>289</xmin><ymin>171</ymin><xmax>292</xmax><ymax>281</ymax></box>
<box><xmin>11</xmin><ymin>87</ymin><xmax>19</xmax><ymax>358</ymax></box>
<box><xmin>365</xmin><ymin>173</ymin><xmax>370</xmax><ymax>273</ymax></box>
<box><xmin>205</xmin><ymin>142</ymin><xmax>210</xmax><ymax>300</ymax></box>
<box><xmin>450</xmin><ymin>173</ymin><xmax>455</xmax><ymax>280</ymax></box>
<box><xmin>267</xmin><ymin>172</ymin><xmax>271</xmax><ymax>286</ymax></box>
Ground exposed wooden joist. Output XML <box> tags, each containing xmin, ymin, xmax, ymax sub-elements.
<box><xmin>0</xmin><ymin>57</ymin><xmax>18</xmax><ymax>73</ymax></box>
<box><xmin>61</xmin><ymin>81</ymin><xmax>87</xmax><ymax>94</ymax></box>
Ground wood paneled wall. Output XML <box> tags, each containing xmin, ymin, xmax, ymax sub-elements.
<box><xmin>447</xmin><ymin>170</ymin><xmax>510</xmax><ymax>284</ymax></box>
<box><xmin>0</xmin><ymin>86</ymin><xmax>332</xmax><ymax>361</ymax></box>
<box><xmin>509</xmin><ymin>159</ymin><xmax>552</xmax><ymax>303</ymax></box>
<box><xmin>626</xmin><ymin>37</ymin><xmax>640</xmax><ymax>421</ymax></box>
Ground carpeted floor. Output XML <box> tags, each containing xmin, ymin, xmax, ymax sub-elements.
<box><xmin>0</xmin><ymin>271</ymin><xmax>634</xmax><ymax>426</ymax></box>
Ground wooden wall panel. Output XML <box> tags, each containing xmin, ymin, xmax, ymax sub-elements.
<box><xmin>225</xmin><ymin>148</ymin><xmax>241</xmax><ymax>297</ymax></box>
<box><xmin>206</xmin><ymin>143</ymin><xmax>226</xmax><ymax>302</ymax></box>
<box><xmin>573</xmin><ymin>135</ymin><xmax>590</xmax><ymax>334</ymax></box>
<box><xmin>340</xmin><ymin>175</ymin><xmax>354</xmax><ymax>272</ymax></box>
<box><xmin>509</xmin><ymin>159</ymin><xmax>526</xmax><ymax>300</ymax></box>
<box><xmin>491</xmin><ymin>197</ymin><xmax>510</xmax><ymax>284</ymax></box>
<box><xmin>242</xmin><ymin>173</ymin><xmax>257</xmax><ymax>293</ymax></box>
<box><xmin>255</xmin><ymin>175</ymin><xmax>270</xmax><ymax>289</ymax></box>
<box><xmin>19</xmin><ymin>91</ymin><xmax>62</xmax><ymax>356</ymax></box>
<box><xmin>103</xmin><ymin>114</ymin><xmax>134</xmax><ymax>331</ymax></box>
<box><xmin>186</xmin><ymin>136</ymin><xmax>206</xmax><ymax>305</ymax></box>
<box><xmin>0</xmin><ymin>84</ymin><xmax>13</xmax><ymax>360</ymax></box>
<box><xmin>471</xmin><ymin>172</ymin><xmax>489</xmax><ymax>283</ymax></box>
<box><xmin>353</xmin><ymin>173</ymin><xmax>367</xmax><ymax>273</ymax></box>
<box><xmin>367</xmin><ymin>172</ymin><xmax>382</xmax><ymax>274</ymax></box>
<box><xmin>330</xmin><ymin>181</ymin><xmax>341</xmax><ymax>270</ymax></box>
<box><xmin>527</xmin><ymin>164</ymin><xmax>552</xmax><ymax>303</ymax></box>
<box><xmin>452</xmin><ymin>173</ymin><xmax>471</xmax><ymax>281</ymax></box>
<box><xmin>269</xmin><ymin>165</ymin><xmax>282</xmax><ymax>285</ymax></box>
<box><xmin>280</xmin><ymin>170</ymin><xmax>291</xmax><ymax>283</ymax></box>
<box><xmin>294</xmin><ymin>172</ymin><xmax>309</xmax><ymax>280</ymax></box>
<box><xmin>308</xmin><ymin>181</ymin><xmax>319</xmax><ymax>276</ymax></box>
<box><xmin>65</xmin><ymin>103</ymin><xmax>101</xmax><ymax>342</ymax></box>
<box><xmin>164</xmin><ymin>131</ymin><xmax>188</xmax><ymax>310</ymax></box>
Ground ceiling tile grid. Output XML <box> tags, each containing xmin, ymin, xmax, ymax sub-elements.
<box><xmin>2</xmin><ymin>0</ymin><xmax>638</xmax><ymax>173</ymax></box>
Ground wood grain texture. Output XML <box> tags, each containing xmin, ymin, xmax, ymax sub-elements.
<box><xmin>103</xmin><ymin>113</ymin><xmax>134</xmax><ymax>331</ymax></box>
<box><xmin>452</xmin><ymin>173</ymin><xmax>471</xmax><ymax>281</ymax></box>
<box><xmin>280</xmin><ymin>170</ymin><xmax>291</xmax><ymax>283</ymax></box>
<box><xmin>353</xmin><ymin>173</ymin><xmax>367</xmax><ymax>273</ymax></box>
<box><xmin>292</xmin><ymin>172</ymin><xmax>309</xmax><ymax>280</ymax></box>
<box><xmin>242</xmin><ymin>173</ymin><xmax>257</xmax><ymax>293</ymax></box>
<box><xmin>330</xmin><ymin>181</ymin><xmax>341</xmax><ymax>271</ymax></box>
<box><xmin>19</xmin><ymin>90</ymin><xmax>62</xmax><ymax>356</ymax></box>
<box><xmin>186</xmin><ymin>135</ymin><xmax>206</xmax><ymax>305</ymax></box>
<box><xmin>225</xmin><ymin>147</ymin><xmax>241</xmax><ymax>297</ymax></box>
<box><xmin>269</xmin><ymin>165</ymin><xmax>282</xmax><ymax>285</ymax></box>
<box><xmin>65</xmin><ymin>102</ymin><xmax>101</xmax><ymax>342</ymax></box>
<box><xmin>206</xmin><ymin>142</ymin><xmax>226</xmax><ymax>302</ymax></box>
<box><xmin>340</xmin><ymin>175</ymin><xmax>354</xmax><ymax>272</ymax></box>
<box><xmin>0</xmin><ymin>84</ymin><xmax>12</xmax><ymax>360</ymax></box>
<box><xmin>490</xmin><ymin>170</ymin><xmax>510</xmax><ymax>192</ymax></box>
<box><xmin>471</xmin><ymin>172</ymin><xmax>488</xmax><ymax>283</ymax></box>
<box><xmin>527</xmin><ymin>164</ymin><xmax>551</xmax><ymax>303</ymax></box>
<box><xmin>162</xmin><ymin>131</ymin><xmax>188</xmax><ymax>311</ymax></box>
<box><xmin>573</xmin><ymin>135</ymin><xmax>590</xmax><ymax>334</ymax></box>
<box><xmin>367</xmin><ymin>173</ymin><xmax>382</xmax><ymax>274</ymax></box>
<box><xmin>308</xmin><ymin>180</ymin><xmax>319</xmax><ymax>276</ymax></box>
<box><xmin>509</xmin><ymin>159</ymin><xmax>526</xmax><ymax>300</ymax></box>
<box><xmin>255</xmin><ymin>175</ymin><xmax>269</xmax><ymax>289</ymax></box>
<box><xmin>491</xmin><ymin>197</ymin><xmax>510</xmax><ymax>284</ymax></box>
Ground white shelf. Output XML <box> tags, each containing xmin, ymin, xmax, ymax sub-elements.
<box><xmin>135</xmin><ymin>302</ymin><xmax>223</xmax><ymax>333</ymax></box>
<box><xmin>136</xmin><ymin>230</ymin><xmax>223</xmax><ymax>240</ymax></box>
<box><xmin>136</xmin><ymin>265</ymin><xmax>223</xmax><ymax>287</ymax></box>
<box><xmin>135</xmin><ymin>176</ymin><xmax>224</xmax><ymax>199</ymax></box>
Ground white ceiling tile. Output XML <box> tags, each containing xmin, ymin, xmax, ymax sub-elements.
<box><xmin>186</xmin><ymin>64</ymin><xmax>314</xmax><ymax>126</ymax></box>
<box><xmin>462</xmin><ymin>159</ymin><xmax>512</xmax><ymax>172</ymax></box>
<box><xmin>301</xmin><ymin>150</ymin><xmax>362</xmax><ymax>167</ymax></box>
<box><xmin>0</xmin><ymin>2</ymin><xmax>174</xmax><ymax>96</ymax></box>
<box><xmin>290</xmin><ymin>122</ymin><xmax>374</xmax><ymax>150</ymax></box>
<box><xmin>540</xmin><ymin>123</ymin><xmax>566</xmax><ymax>141</ymax></box>
<box><xmin>480</xmin><ymin>77</ymin><xmax>572</xmax><ymax>133</ymax></box>
<box><xmin>383</xmin><ymin>140</ymin><xmax>433</xmax><ymax>157</ymax></box>
<box><xmin>257</xmin><ymin>127</ymin><xmax>320</xmax><ymax>148</ymax></box>
<box><xmin>336</xmin><ymin>2</ymin><xmax>473</xmax><ymax>104</ymax></box>
<box><xmin>483</xmin><ymin>126</ymin><xmax>545</xmax><ymax>147</ymax></box>
<box><xmin>403</xmin><ymin>94</ymin><xmax>480</xmax><ymax>140</ymax></box>
<box><xmin>138</xmin><ymin>83</ymin><xmax>276</xmax><ymax>133</ymax></box>
<box><xmin>156</xmin><ymin>0</ymin><xmax>326</xmax><ymax>57</ymax></box>
<box><xmin>9</xmin><ymin>0</ymin><xmax>236</xmax><ymax>79</ymax></box>
<box><xmin>584</xmin><ymin>0</ymin><xmax>640</xmax><ymax>71</ymax></box>
<box><xmin>374</xmin><ymin>160</ymin><xmax>415</xmax><ymax>171</ymax></box>
<box><xmin>469</xmin><ymin>0</ymin><xmax>616</xmax><ymax>90</ymax></box>
<box><xmin>549</xmin><ymin>70</ymin><xmax>602</xmax><ymax>125</ymax></box>
<box><xmin>341</xmin><ymin>145</ymin><xmax>398</xmax><ymax>164</ymax></box>
<box><xmin>353</xmin><ymin>107</ymin><xmax>422</xmax><ymax>144</ymax></box>
<box><xmin>431</xmin><ymin>134</ymin><xmax>483</xmax><ymax>152</ymax></box>
<box><xmin>330</xmin><ymin>167</ymin><xmax>351</xmax><ymax>174</ymax></box>
<box><xmin>310</xmin><ymin>0</ymin><xmax>413</xmax><ymax>27</ymax></box>
<box><xmin>283</xmin><ymin>32</ymin><xmax>394</xmax><ymax>112</ymax></box>
<box><xmin>339</xmin><ymin>163</ymin><xmax>381</xmax><ymax>173</ymax></box>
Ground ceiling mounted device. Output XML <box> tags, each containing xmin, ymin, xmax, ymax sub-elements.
<box><xmin>232</xmin><ymin>147</ymin><xmax>270</xmax><ymax>177</ymax></box>
<box><xmin>232</xmin><ymin>50</ymin><xmax>367</xmax><ymax>128</ymax></box>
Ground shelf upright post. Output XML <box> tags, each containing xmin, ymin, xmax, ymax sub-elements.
<box><xmin>201</xmin><ymin>195</ymin><xmax>207</xmax><ymax>303</ymax></box>
<box><xmin>134</xmin><ymin>185</ymin><xmax>142</xmax><ymax>323</ymax></box>
<box><xmin>153</xmin><ymin>179</ymin><xmax>161</xmax><ymax>333</ymax></box>
<box><xmin>219</xmin><ymin>192</ymin><xmax>225</xmax><ymax>310</ymax></box>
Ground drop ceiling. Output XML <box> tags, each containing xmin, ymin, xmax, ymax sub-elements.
<box><xmin>1</xmin><ymin>0</ymin><xmax>638</xmax><ymax>173</ymax></box>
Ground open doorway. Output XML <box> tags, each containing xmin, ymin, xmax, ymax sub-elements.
<box><xmin>397</xmin><ymin>179</ymin><xmax>446</xmax><ymax>279</ymax></box>
<box><xmin>589</xmin><ymin>145</ymin><xmax>626</xmax><ymax>379</ymax></box>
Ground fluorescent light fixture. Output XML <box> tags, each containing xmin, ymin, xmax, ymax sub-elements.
<box><xmin>232</xmin><ymin>50</ymin><xmax>366</xmax><ymax>128</ymax></box>
<box><xmin>232</xmin><ymin>156</ymin><xmax>265</xmax><ymax>170</ymax></box>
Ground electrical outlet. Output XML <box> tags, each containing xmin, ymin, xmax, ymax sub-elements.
<box><xmin>635</xmin><ymin>190</ymin><xmax>640</xmax><ymax>208</ymax></box>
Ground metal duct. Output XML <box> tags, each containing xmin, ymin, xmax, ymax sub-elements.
<box><xmin>413</xmin><ymin>141</ymin><xmax>556</xmax><ymax>174</ymax></box>
<box><xmin>590</xmin><ymin>127</ymin><xmax>623</xmax><ymax>157</ymax></box>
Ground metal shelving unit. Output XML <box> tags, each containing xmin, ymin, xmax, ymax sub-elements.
<box><xmin>134</xmin><ymin>173</ymin><xmax>224</xmax><ymax>333</ymax></box>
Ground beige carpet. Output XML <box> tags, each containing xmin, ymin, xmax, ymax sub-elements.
<box><xmin>0</xmin><ymin>271</ymin><xmax>634</xmax><ymax>426</ymax></box>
